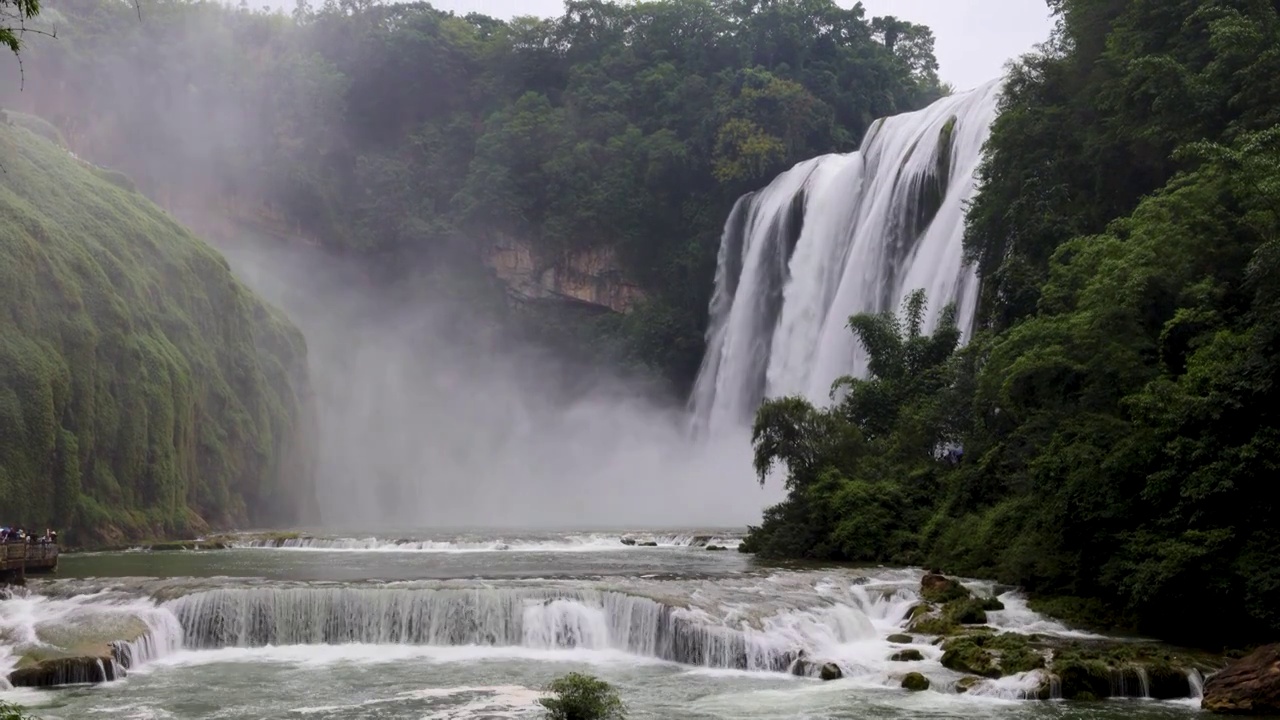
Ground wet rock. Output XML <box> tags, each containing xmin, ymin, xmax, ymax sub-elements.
<box><xmin>891</xmin><ymin>649</ymin><xmax>924</xmax><ymax>662</ymax></box>
<box><xmin>908</xmin><ymin>613</ymin><xmax>958</xmax><ymax>636</ymax></box>
<box><xmin>819</xmin><ymin>662</ymin><xmax>843</xmax><ymax>681</ymax></box>
<box><xmin>887</xmin><ymin>633</ymin><xmax>914</xmax><ymax>644</ymax></box>
<box><xmin>940</xmin><ymin>633</ymin><xmax>1046</xmax><ymax>679</ymax></box>
<box><xmin>705</xmin><ymin>545</ymin><xmax>726</xmax><ymax>551</ymax></box>
<box><xmin>8</xmin><ymin>656</ymin><xmax>122</xmax><ymax>687</ymax></box>
<box><xmin>1047</xmin><ymin>639</ymin><xmax>1220</xmax><ymax>701</ymax></box>
<box><xmin>619</xmin><ymin>537</ymin><xmax>637</xmax><ymax>546</ymax></box>
<box><xmin>920</xmin><ymin>574</ymin><xmax>968</xmax><ymax>604</ymax></box>
<box><xmin>638</xmin><ymin>541</ymin><xmax>658</xmax><ymax>547</ymax></box>
<box><xmin>901</xmin><ymin>672</ymin><xmax>930</xmax><ymax>691</ymax></box>
<box><xmin>955</xmin><ymin>675</ymin><xmax>983</xmax><ymax>694</ymax></box>
<box><xmin>1202</xmin><ymin>644</ymin><xmax>1280</xmax><ymax>715</ymax></box>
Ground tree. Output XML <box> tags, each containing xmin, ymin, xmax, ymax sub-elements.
<box><xmin>539</xmin><ymin>673</ymin><xmax>626</xmax><ymax>720</ymax></box>
<box><xmin>1</xmin><ymin>0</ymin><xmax>40</xmax><ymax>55</ymax></box>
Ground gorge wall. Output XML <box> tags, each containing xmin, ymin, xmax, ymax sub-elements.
<box><xmin>0</xmin><ymin>114</ymin><xmax>317</xmax><ymax>543</ymax></box>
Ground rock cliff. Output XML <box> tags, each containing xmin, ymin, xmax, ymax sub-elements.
<box><xmin>483</xmin><ymin>238</ymin><xmax>646</xmax><ymax>314</ymax></box>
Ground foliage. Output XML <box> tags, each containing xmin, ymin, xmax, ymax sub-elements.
<box><xmin>539</xmin><ymin>672</ymin><xmax>626</xmax><ymax>720</ymax></box>
<box><xmin>746</xmin><ymin>0</ymin><xmax>1280</xmax><ymax>648</ymax></box>
<box><xmin>0</xmin><ymin>0</ymin><xmax>40</xmax><ymax>55</ymax></box>
<box><xmin>0</xmin><ymin>701</ymin><xmax>38</xmax><ymax>720</ymax></box>
<box><xmin>0</xmin><ymin>121</ymin><xmax>314</xmax><ymax>544</ymax></box>
<box><xmin>0</xmin><ymin>0</ymin><xmax>941</xmax><ymax>390</ymax></box>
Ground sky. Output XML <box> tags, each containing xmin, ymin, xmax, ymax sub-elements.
<box><xmin>419</xmin><ymin>0</ymin><xmax>1058</xmax><ymax>91</ymax></box>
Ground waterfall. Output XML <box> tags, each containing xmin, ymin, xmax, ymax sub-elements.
<box><xmin>692</xmin><ymin>80</ymin><xmax>1002</xmax><ymax>433</ymax></box>
<box><xmin>163</xmin><ymin>587</ymin><xmax>875</xmax><ymax>673</ymax></box>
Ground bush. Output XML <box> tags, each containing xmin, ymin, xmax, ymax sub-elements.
<box><xmin>539</xmin><ymin>673</ymin><xmax>626</xmax><ymax>720</ymax></box>
<box><xmin>0</xmin><ymin>701</ymin><xmax>39</xmax><ymax>720</ymax></box>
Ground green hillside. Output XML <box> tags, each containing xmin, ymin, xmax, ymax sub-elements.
<box><xmin>0</xmin><ymin>113</ymin><xmax>315</xmax><ymax>544</ymax></box>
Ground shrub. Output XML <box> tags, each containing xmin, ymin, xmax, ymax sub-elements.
<box><xmin>539</xmin><ymin>672</ymin><xmax>626</xmax><ymax>720</ymax></box>
<box><xmin>0</xmin><ymin>701</ymin><xmax>39</xmax><ymax>720</ymax></box>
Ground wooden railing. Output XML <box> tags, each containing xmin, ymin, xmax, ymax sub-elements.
<box><xmin>0</xmin><ymin>541</ymin><xmax>59</xmax><ymax>580</ymax></box>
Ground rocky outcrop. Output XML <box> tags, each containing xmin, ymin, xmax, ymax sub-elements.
<box><xmin>483</xmin><ymin>239</ymin><xmax>646</xmax><ymax>313</ymax></box>
<box><xmin>1202</xmin><ymin>644</ymin><xmax>1280</xmax><ymax>715</ymax></box>
<box><xmin>901</xmin><ymin>672</ymin><xmax>930</xmax><ymax>691</ymax></box>
<box><xmin>7</xmin><ymin>655</ymin><xmax>121</xmax><ymax>687</ymax></box>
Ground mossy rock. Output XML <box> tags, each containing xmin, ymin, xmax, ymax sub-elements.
<box><xmin>887</xmin><ymin>633</ymin><xmax>914</xmax><ymax>644</ymax></box>
<box><xmin>891</xmin><ymin>649</ymin><xmax>924</xmax><ymax>662</ymax></box>
<box><xmin>920</xmin><ymin>574</ymin><xmax>970</xmax><ymax>604</ymax></box>
<box><xmin>954</xmin><ymin>675</ymin><xmax>984</xmax><ymax>694</ymax></box>
<box><xmin>908</xmin><ymin>613</ymin><xmax>958</xmax><ymax>636</ymax></box>
<box><xmin>901</xmin><ymin>672</ymin><xmax>930</xmax><ymax>691</ymax></box>
<box><xmin>145</xmin><ymin>540</ymin><xmax>227</xmax><ymax>552</ymax></box>
<box><xmin>940</xmin><ymin>633</ymin><xmax>1046</xmax><ymax>679</ymax></box>
<box><xmin>1046</xmin><ymin>640</ymin><xmax>1214</xmax><ymax>700</ymax></box>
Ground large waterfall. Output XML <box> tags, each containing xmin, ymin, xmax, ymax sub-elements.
<box><xmin>692</xmin><ymin>80</ymin><xmax>1001</xmax><ymax>433</ymax></box>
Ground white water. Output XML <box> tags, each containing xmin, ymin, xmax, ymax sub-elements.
<box><xmin>0</xmin><ymin>588</ymin><xmax>183</xmax><ymax>686</ymax></box>
<box><xmin>234</xmin><ymin>532</ymin><xmax>743</xmax><ymax>553</ymax></box>
<box><xmin>692</xmin><ymin>80</ymin><xmax>1002</xmax><ymax>432</ymax></box>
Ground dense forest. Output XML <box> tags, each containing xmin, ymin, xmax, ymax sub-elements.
<box><xmin>0</xmin><ymin>112</ymin><xmax>316</xmax><ymax>543</ymax></box>
<box><xmin>743</xmin><ymin>0</ymin><xmax>1280</xmax><ymax>648</ymax></box>
<box><xmin>0</xmin><ymin>0</ymin><xmax>942</xmax><ymax>390</ymax></box>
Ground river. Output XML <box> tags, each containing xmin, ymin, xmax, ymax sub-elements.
<box><xmin>0</xmin><ymin>529</ymin><xmax>1209</xmax><ymax>719</ymax></box>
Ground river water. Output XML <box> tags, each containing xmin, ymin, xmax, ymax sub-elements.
<box><xmin>0</xmin><ymin>530</ymin><xmax>1209</xmax><ymax>719</ymax></box>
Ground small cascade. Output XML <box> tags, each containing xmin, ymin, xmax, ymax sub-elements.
<box><xmin>1188</xmin><ymin>668</ymin><xmax>1205</xmax><ymax>699</ymax></box>
<box><xmin>163</xmin><ymin>586</ymin><xmax>876</xmax><ymax>673</ymax></box>
<box><xmin>237</xmin><ymin>532</ymin><xmax>744</xmax><ymax>552</ymax></box>
<box><xmin>0</xmin><ymin>589</ymin><xmax>184</xmax><ymax>687</ymax></box>
<box><xmin>692</xmin><ymin>80</ymin><xmax>1002</xmax><ymax>433</ymax></box>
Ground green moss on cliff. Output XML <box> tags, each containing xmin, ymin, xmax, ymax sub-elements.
<box><xmin>0</xmin><ymin>121</ymin><xmax>314</xmax><ymax>543</ymax></box>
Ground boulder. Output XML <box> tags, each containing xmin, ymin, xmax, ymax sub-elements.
<box><xmin>819</xmin><ymin>662</ymin><xmax>843</xmax><ymax>681</ymax></box>
<box><xmin>887</xmin><ymin>633</ymin><xmax>914</xmax><ymax>644</ymax></box>
<box><xmin>891</xmin><ymin>649</ymin><xmax>924</xmax><ymax>662</ymax></box>
<box><xmin>620</xmin><ymin>537</ymin><xmax>637</xmax><ymax>546</ymax></box>
<box><xmin>8</xmin><ymin>656</ymin><xmax>122</xmax><ymax>687</ymax></box>
<box><xmin>637</xmin><ymin>541</ymin><xmax>658</xmax><ymax>547</ymax></box>
<box><xmin>901</xmin><ymin>672</ymin><xmax>930</xmax><ymax>691</ymax></box>
<box><xmin>954</xmin><ymin>675</ymin><xmax>983</xmax><ymax>694</ymax></box>
<box><xmin>1202</xmin><ymin>644</ymin><xmax>1280</xmax><ymax>715</ymax></box>
<box><xmin>921</xmin><ymin>574</ymin><xmax>968</xmax><ymax>604</ymax></box>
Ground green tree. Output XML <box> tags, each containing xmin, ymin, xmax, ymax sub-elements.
<box><xmin>1</xmin><ymin>0</ymin><xmax>40</xmax><ymax>54</ymax></box>
<box><xmin>539</xmin><ymin>673</ymin><xmax>626</xmax><ymax>720</ymax></box>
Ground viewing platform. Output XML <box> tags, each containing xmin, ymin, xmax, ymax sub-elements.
<box><xmin>0</xmin><ymin>542</ymin><xmax>59</xmax><ymax>584</ymax></box>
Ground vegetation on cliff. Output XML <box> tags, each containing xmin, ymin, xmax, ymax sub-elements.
<box><xmin>0</xmin><ymin>0</ymin><xmax>942</xmax><ymax>390</ymax></box>
<box><xmin>0</xmin><ymin>116</ymin><xmax>315</xmax><ymax>543</ymax></box>
<box><xmin>743</xmin><ymin>0</ymin><xmax>1280</xmax><ymax>648</ymax></box>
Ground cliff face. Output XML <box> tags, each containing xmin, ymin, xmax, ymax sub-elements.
<box><xmin>483</xmin><ymin>238</ymin><xmax>647</xmax><ymax>314</ymax></box>
<box><xmin>0</xmin><ymin>114</ymin><xmax>317</xmax><ymax>544</ymax></box>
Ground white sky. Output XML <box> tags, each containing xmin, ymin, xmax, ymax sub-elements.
<box><xmin>420</xmin><ymin>0</ymin><xmax>1057</xmax><ymax>91</ymax></box>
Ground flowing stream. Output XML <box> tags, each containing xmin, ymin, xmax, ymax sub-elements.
<box><xmin>0</xmin><ymin>531</ymin><xmax>1208</xmax><ymax>719</ymax></box>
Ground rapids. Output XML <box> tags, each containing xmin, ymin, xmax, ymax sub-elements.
<box><xmin>1</xmin><ymin>531</ymin><xmax>1209</xmax><ymax>719</ymax></box>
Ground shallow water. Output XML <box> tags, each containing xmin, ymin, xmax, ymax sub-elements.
<box><xmin>1</xmin><ymin>529</ymin><xmax>1215</xmax><ymax>719</ymax></box>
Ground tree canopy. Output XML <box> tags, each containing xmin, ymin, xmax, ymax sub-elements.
<box><xmin>744</xmin><ymin>0</ymin><xmax>1280</xmax><ymax>648</ymax></box>
<box><xmin>0</xmin><ymin>0</ymin><xmax>941</xmax><ymax>390</ymax></box>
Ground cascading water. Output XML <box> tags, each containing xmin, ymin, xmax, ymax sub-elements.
<box><xmin>692</xmin><ymin>80</ymin><xmax>1002</xmax><ymax>433</ymax></box>
<box><xmin>163</xmin><ymin>586</ymin><xmax>864</xmax><ymax>673</ymax></box>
